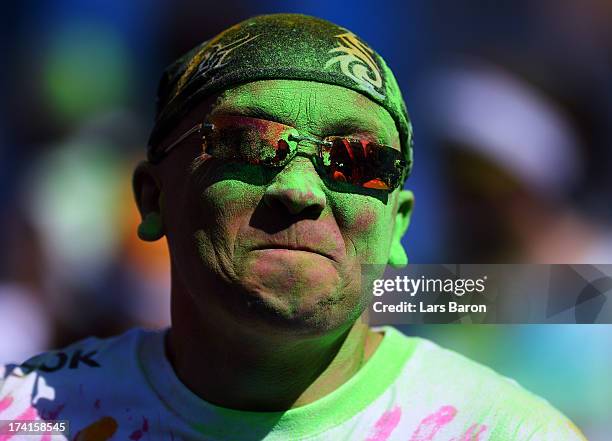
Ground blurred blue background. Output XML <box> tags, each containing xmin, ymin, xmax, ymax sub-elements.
<box><xmin>0</xmin><ymin>0</ymin><xmax>610</xmax><ymax>439</ymax></box>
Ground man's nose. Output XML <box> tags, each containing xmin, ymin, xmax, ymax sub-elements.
<box><xmin>262</xmin><ymin>158</ymin><xmax>326</xmax><ymax>217</ymax></box>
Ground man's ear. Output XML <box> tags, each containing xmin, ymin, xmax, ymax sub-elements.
<box><xmin>133</xmin><ymin>161</ymin><xmax>164</xmax><ymax>241</ymax></box>
<box><xmin>388</xmin><ymin>190</ymin><xmax>414</xmax><ymax>267</ymax></box>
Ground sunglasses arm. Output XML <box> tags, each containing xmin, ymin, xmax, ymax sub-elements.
<box><xmin>159</xmin><ymin>123</ymin><xmax>215</xmax><ymax>157</ymax></box>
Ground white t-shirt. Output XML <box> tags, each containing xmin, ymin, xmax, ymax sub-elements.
<box><xmin>0</xmin><ymin>326</ymin><xmax>586</xmax><ymax>440</ymax></box>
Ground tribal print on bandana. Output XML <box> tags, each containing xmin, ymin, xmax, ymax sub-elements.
<box><xmin>325</xmin><ymin>32</ymin><xmax>386</xmax><ymax>100</ymax></box>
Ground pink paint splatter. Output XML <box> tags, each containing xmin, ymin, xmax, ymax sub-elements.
<box><xmin>0</xmin><ymin>406</ymin><xmax>37</xmax><ymax>441</ymax></box>
<box><xmin>128</xmin><ymin>416</ymin><xmax>149</xmax><ymax>441</ymax></box>
<box><xmin>41</xmin><ymin>403</ymin><xmax>64</xmax><ymax>420</ymax></box>
<box><xmin>38</xmin><ymin>404</ymin><xmax>64</xmax><ymax>441</ymax></box>
<box><xmin>0</xmin><ymin>397</ymin><xmax>13</xmax><ymax>414</ymax></box>
<box><xmin>457</xmin><ymin>423</ymin><xmax>488</xmax><ymax>441</ymax></box>
<box><xmin>353</xmin><ymin>210</ymin><xmax>376</xmax><ymax>232</ymax></box>
<box><xmin>365</xmin><ymin>406</ymin><xmax>402</xmax><ymax>441</ymax></box>
<box><xmin>409</xmin><ymin>405</ymin><xmax>457</xmax><ymax>441</ymax></box>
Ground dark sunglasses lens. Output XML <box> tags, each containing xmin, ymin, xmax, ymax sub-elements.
<box><xmin>208</xmin><ymin>116</ymin><xmax>298</xmax><ymax>166</ymax></box>
<box><xmin>325</xmin><ymin>139</ymin><xmax>404</xmax><ymax>190</ymax></box>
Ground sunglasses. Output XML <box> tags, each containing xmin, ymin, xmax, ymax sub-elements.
<box><xmin>159</xmin><ymin>115</ymin><xmax>410</xmax><ymax>192</ymax></box>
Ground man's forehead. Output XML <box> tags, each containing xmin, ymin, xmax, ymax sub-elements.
<box><xmin>207</xmin><ymin>80</ymin><xmax>400</xmax><ymax>148</ymax></box>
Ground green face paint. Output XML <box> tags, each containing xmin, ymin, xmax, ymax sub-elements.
<box><xmin>160</xmin><ymin>79</ymin><xmax>413</xmax><ymax>334</ymax></box>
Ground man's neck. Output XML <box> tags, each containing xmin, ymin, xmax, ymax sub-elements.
<box><xmin>166</xmin><ymin>291</ymin><xmax>383</xmax><ymax>412</ymax></box>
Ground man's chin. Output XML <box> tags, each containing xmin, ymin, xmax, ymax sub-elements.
<box><xmin>237</xmin><ymin>294</ymin><xmax>361</xmax><ymax>337</ymax></box>
<box><xmin>229</xmin><ymin>250</ymin><xmax>358</xmax><ymax>333</ymax></box>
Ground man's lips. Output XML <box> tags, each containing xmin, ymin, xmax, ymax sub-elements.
<box><xmin>250</xmin><ymin>244</ymin><xmax>336</xmax><ymax>260</ymax></box>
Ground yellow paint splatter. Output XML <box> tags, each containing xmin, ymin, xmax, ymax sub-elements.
<box><xmin>74</xmin><ymin>416</ymin><xmax>118</xmax><ymax>441</ymax></box>
<box><xmin>566</xmin><ymin>419</ymin><xmax>588</xmax><ymax>441</ymax></box>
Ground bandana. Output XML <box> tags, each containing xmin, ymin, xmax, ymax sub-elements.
<box><xmin>148</xmin><ymin>13</ymin><xmax>413</xmax><ymax>171</ymax></box>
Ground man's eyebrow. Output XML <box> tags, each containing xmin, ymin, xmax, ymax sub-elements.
<box><xmin>211</xmin><ymin>104</ymin><xmax>386</xmax><ymax>137</ymax></box>
<box><xmin>209</xmin><ymin>105</ymin><xmax>289</xmax><ymax>125</ymax></box>
<box><xmin>322</xmin><ymin>118</ymin><xmax>382</xmax><ymax>135</ymax></box>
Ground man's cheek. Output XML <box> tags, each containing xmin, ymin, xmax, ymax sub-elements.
<box><xmin>201</xmin><ymin>180</ymin><xmax>265</xmax><ymax>228</ymax></box>
<box><xmin>198</xmin><ymin>181</ymin><xmax>264</xmax><ymax>255</ymax></box>
<box><xmin>203</xmin><ymin>179</ymin><xmax>262</xmax><ymax>211</ymax></box>
<box><xmin>343</xmin><ymin>203</ymin><xmax>394</xmax><ymax>263</ymax></box>
<box><xmin>352</xmin><ymin>208</ymin><xmax>378</xmax><ymax>234</ymax></box>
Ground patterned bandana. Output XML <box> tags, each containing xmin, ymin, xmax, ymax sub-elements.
<box><xmin>148</xmin><ymin>13</ymin><xmax>413</xmax><ymax>171</ymax></box>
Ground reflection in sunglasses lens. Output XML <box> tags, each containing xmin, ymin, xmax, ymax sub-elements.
<box><xmin>329</xmin><ymin>139</ymin><xmax>354</xmax><ymax>184</ymax></box>
<box><xmin>275</xmin><ymin>139</ymin><xmax>290</xmax><ymax>162</ymax></box>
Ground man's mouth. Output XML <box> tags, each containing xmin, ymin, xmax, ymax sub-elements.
<box><xmin>251</xmin><ymin>245</ymin><xmax>335</xmax><ymax>260</ymax></box>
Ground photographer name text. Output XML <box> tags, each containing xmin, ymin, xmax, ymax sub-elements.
<box><xmin>371</xmin><ymin>275</ymin><xmax>489</xmax><ymax>314</ymax></box>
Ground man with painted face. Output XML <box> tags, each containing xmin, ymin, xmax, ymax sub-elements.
<box><xmin>0</xmin><ymin>14</ymin><xmax>585</xmax><ymax>441</ymax></box>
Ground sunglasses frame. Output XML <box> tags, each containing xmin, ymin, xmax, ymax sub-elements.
<box><xmin>157</xmin><ymin>115</ymin><xmax>409</xmax><ymax>191</ymax></box>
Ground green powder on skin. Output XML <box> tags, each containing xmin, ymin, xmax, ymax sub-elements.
<box><xmin>175</xmin><ymin>79</ymin><xmax>411</xmax><ymax>328</ymax></box>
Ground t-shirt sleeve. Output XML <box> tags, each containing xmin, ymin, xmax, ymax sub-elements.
<box><xmin>492</xmin><ymin>378</ymin><xmax>588</xmax><ymax>441</ymax></box>
<box><xmin>403</xmin><ymin>337</ymin><xmax>589</xmax><ymax>441</ymax></box>
<box><xmin>525</xmin><ymin>413</ymin><xmax>588</xmax><ymax>441</ymax></box>
<box><xmin>503</xmin><ymin>387</ymin><xmax>588</xmax><ymax>441</ymax></box>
